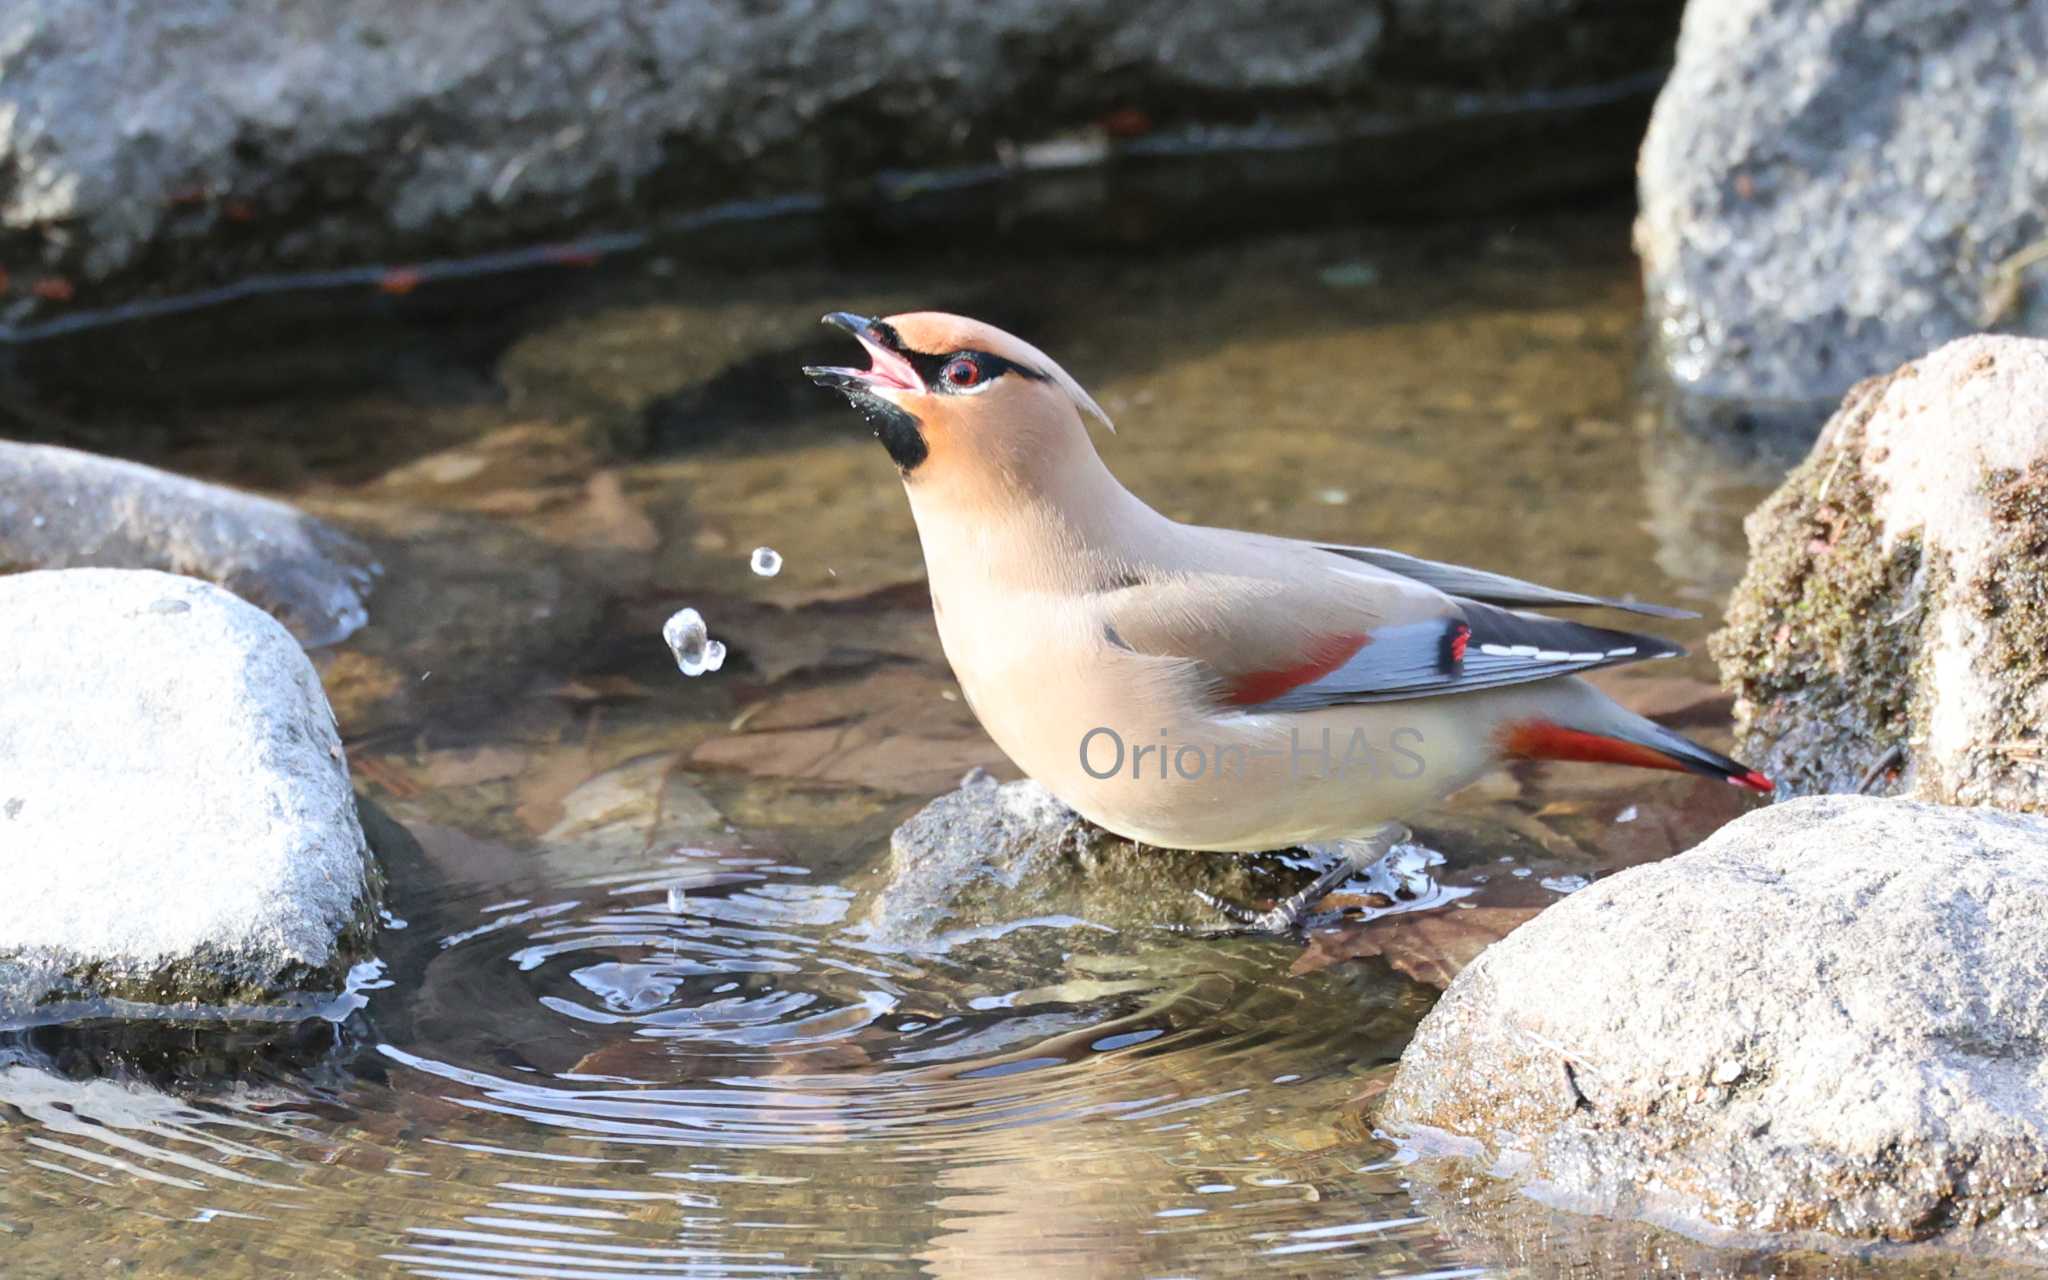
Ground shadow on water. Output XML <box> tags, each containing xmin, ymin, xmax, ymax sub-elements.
<box><xmin>0</xmin><ymin>190</ymin><xmax>1918</xmax><ymax>1278</ymax></box>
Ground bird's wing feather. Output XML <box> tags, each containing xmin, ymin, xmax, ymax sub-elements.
<box><xmin>1099</xmin><ymin>535</ymin><xmax>1683</xmax><ymax>713</ymax></box>
<box><xmin>1314</xmin><ymin>543</ymin><xmax>1697</xmax><ymax>619</ymax></box>
<box><xmin>1241</xmin><ymin>600</ymin><xmax>1681</xmax><ymax>711</ymax></box>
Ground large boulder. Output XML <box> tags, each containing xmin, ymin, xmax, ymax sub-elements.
<box><xmin>0</xmin><ymin>569</ymin><xmax>380</xmax><ymax>1019</ymax></box>
<box><xmin>1</xmin><ymin>442</ymin><xmax>379</xmax><ymax>647</ymax></box>
<box><xmin>1383</xmin><ymin>795</ymin><xmax>2048</xmax><ymax>1262</ymax></box>
<box><xmin>1637</xmin><ymin>0</ymin><xmax>2048</xmax><ymax>422</ymax></box>
<box><xmin>1712</xmin><ymin>336</ymin><xmax>2048</xmax><ymax>807</ymax></box>
<box><xmin>0</xmin><ymin>0</ymin><xmax>1678</xmax><ymax>321</ymax></box>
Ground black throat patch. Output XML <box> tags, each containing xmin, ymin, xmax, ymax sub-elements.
<box><xmin>846</xmin><ymin>389</ymin><xmax>928</xmax><ymax>472</ymax></box>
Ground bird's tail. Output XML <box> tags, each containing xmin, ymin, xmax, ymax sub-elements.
<box><xmin>1498</xmin><ymin>708</ymin><xmax>1774</xmax><ymax>794</ymax></box>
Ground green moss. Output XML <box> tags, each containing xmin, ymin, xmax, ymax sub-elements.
<box><xmin>1963</xmin><ymin>460</ymin><xmax>2048</xmax><ymax>797</ymax></box>
<box><xmin>1709</xmin><ymin>372</ymin><xmax>1932</xmax><ymax>795</ymax></box>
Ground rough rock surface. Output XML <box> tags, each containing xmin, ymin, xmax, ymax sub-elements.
<box><xmin>1712</xmin><ymin>336</ymin><xmax>2048</xmax><ymax>807</ymax></box>
<box><xmin>1</xmin><ymin>442</ymin><xmax>378</xmax><ymax>646</ymax></box>
<box><xmin>0</xmin><ymin>569</ymin><xmax>379</xmax><ymax>1018</ymax></box>
<box><xmin>862</xmin><ymin>770</ymin><xmax>1478</xmax><ymax>957</ymax></box>
<box><xmin>1383</xmin><ymin>795</ymin><xmax>2048</xmax><ymax>1262</ymax></box>
<box><xmin>860</xmin><ymin>772</ymin><xmax>1303</xmax><ymax>948</ymax></box>
<box><xmin>1637</xmin><ymin>0</ymin><xmax>2048</xmax><ymax>418</ymax></box>
<box><xmin>0</xmin><ymin>0</ymin><xmax>1678</xmax><ymax>319</ymax></box>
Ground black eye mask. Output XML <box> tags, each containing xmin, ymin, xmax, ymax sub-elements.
<box><xmin>900</xmin><ymin>347</ymin><xmax>1049</xmax><ymax>393</ymax></box>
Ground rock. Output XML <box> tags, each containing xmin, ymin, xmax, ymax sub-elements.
<box><xmin>1712</xmin><ymin>336</ymin><xmax>2048</xmax><ymax>807</ymax></box>
<box><xmin>1382</xmin><ymin>795</ymin><xmax>2048</xmax><ymax>1262</ymax></box>
<box><xmin>0</xmin><ymin>442</ymin><xmax>379</xmax><ymax>647</ymax></box>
<box><xmin>1636</xmin><ymin>0</ymin><xmax>2048</xmax><ymax>422</ymax></box>
<box><xmin>855</xmin><ymin>771</ymin><xmax>1485</xmax><ymax>950</ymax></box>
<box><xmin>1396</xmin><ymin>1153</ymin><xmax>1879</xmax><ymax>1278</ymax></box>
<box><xmin>859</xmin><ymin>773</ymin><xmax>1303</xmax><ymax>948</ymax></box>
<box><xmin>0</xmin><ymin>0</ymin><xmax>1678</xmax><ymax>318</ymax></box>
<box><xmin>0</xmin><ymin>569</ymin><xmax>380</xmax><ymax>1019</ymax></box>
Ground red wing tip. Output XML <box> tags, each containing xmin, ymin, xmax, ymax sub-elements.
<box><xmin>1728</xmin><ymin>769</ymin><xmax>1775</xmax><ymax>794</ymax></box>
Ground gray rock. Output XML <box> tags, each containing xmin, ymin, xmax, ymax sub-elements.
<box><xmin>1383</xmin><ymin>794</ymin><xmax>2048</xmax><ymax>1262</ymax></box>
<box><xmin>858</xmin><ymin>771</ymin><xmax>1300</xmax><ymax>949</ymax></box>
<box><xmin>859</xmin><ymin>770</ymin><xmax>1470</xmax><ymax>952</ymax></box>
<box><xmin>1</xmin><ymin>442</ymin><xmax>378</xmax><ymax>647</ymax></box>
<box><xmin>0</xmin><ymin>0</ymin><xmax>1677</xmax><ymax>318</ymax></box>
<box><xmin>0</xmin><ymin>569</ymin><xmax>379</xmax><ymax>1020</ymax></box>
<box><xmin>1712</xmin><ymin>336</ymin><xmax>2048</xmax><ymax>808</ymax></box>
<box><xmin>1636</xmin><ymin>0</ymin><xmax>2048</xmax><ymax>420</ymax></box>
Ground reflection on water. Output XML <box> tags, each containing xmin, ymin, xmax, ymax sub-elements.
<box><xmin>0</xmin><ymin>203</ymin><xmax>1849</xmax><ymax>1278</ymax></box>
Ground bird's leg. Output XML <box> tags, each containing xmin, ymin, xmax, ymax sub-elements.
<box><xmin>1193</xmin><ymin>822</ymin><xmax>1410</xmax><ymax>936</ymax></box>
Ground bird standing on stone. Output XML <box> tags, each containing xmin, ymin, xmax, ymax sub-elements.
<box><xmin>806</xmin><ymin>312</ymin><xmax>1772</xmax><ymax>930</ymax></box>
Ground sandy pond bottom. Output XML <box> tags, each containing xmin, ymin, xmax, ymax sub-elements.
<box><xmin>0</xmin><ymin>205</ymin><xmax>1991</xmax><ymax>1277</ymax></box>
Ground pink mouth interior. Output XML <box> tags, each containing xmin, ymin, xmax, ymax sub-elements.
<box><xmin>824</xmin><ymin>334</ymin><xmax>923</xmax><ymax>394</ymax></box>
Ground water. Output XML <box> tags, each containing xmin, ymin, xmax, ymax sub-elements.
<box><xmin>662</xmin><ymin>609</ymin><xmax>726</xmax><ymax>678</ymax></box>
<box><xmin>3</xmin><ymin>202</ymin><xmax>1970</xmax><ymax>1276</ymax></box>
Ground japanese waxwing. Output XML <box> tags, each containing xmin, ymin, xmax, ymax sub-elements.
<box><xmin>806</xmin><ymin>311</ymin><xmax>1770</xmax><ymax>929</ymax></box>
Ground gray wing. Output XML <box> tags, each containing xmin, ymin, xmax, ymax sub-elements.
<box><xmin>1246</xmin><ymin>600</ymin><xmax>1684</xmax><ymax>712</ymax></box>
<box><xmin>1316</xmin><ymin>544</ymin><xmax>1696</xmax><ymax>620</ymax></box>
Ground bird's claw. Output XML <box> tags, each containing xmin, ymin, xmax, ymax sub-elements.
<box><xmin>1183</xmin><ymin>887</ymin><xmax>1329</xmax><ymax>938</ymax></box>
<box><xmin>1181</xmin><ymin>842</ymin><xmax>1394</xmax><ymax>938</ymax></box>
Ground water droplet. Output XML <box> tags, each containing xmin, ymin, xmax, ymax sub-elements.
<box><xmin>749</xmin><ymin>546</ymin><xmax>783</xmax><ymax>576</ymax></box>
<box><xmin>662</xmin><ymin>607</ymin><xmax>721</xmax><ymax>677</ymax></box>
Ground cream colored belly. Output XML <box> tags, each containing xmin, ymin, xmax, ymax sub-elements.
<box><xmin>934</xmin><ymin>600</ymin><xmax>1498</xmax><ymax>852</ymax></box>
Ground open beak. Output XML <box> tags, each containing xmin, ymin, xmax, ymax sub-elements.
<box><xmin>804</xmin><ymin>312</ymin><xmax>926</xmax><ymax>396</ymax></box>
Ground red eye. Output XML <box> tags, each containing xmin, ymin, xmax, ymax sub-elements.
<box><xmin>943</xmin><ymin>357</ymin><xmax>981</xmax><ymax>388</ymax></box>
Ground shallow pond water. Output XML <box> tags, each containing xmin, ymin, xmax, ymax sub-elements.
<box><xmin>0</xmin><ymin>202</ymin><xmax>1986</xmax><ymax>1277</ymax></box>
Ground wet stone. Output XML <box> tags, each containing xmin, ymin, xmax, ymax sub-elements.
<box><xmin>860</xmin><ymin>772</ymin><xmax>1308</xmax><ymax>950</ymax></box>
<box><xmin>0</xmin><ymin>441</ymin><xmax>379</xmax><ymax>647</ymax></box>
<box><xmin>1383</xmin><ymin>795</ymin><xmax>2048</xmax><ymax>1264</ymax></box>
<box><xmin>0</xmin><ymin>0</ymin><xmax>1680</xmax><ymax>311</ymax></box>
<box><xmin>1638</xmin><ymin>0</ymin><xmax>2048</xmax><ymax>420</ymax></box>
<box><xmin>1713</xmin><ymin>336</ymin><xmax>2048</xmax><ymax>809</ymax></box>
<box><xmin>0</xmin><ymin>569</ymin><xmax>381</xmax><ymax>1019</ymax></box>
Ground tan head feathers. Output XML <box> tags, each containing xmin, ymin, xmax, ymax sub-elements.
<box><xmin>883</xmin><ymin>312</ymin><xmax>1114</xmax><ymax>433</ymax></box>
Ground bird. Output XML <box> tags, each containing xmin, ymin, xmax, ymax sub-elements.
<box><xmin>805</xmin><ymin>311</ymin><xmax>1773</xmax><ymax>931</ymax></box>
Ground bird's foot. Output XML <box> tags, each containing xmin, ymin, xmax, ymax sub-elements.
<box><xmin>1181</xmin><ymin>825</ymin><xmax>1412</xmax><ymax>939</ymax></box>
<box><xmin>1186</xmin><ymin>855</ymin><xmax>1370</xmax><ymax>937</ymax></box>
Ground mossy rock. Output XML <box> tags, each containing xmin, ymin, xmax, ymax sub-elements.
<box><xmin>1712</xmin><ymin>337</ymin><xmax>2048</xmax><ymax>810</ymax></box>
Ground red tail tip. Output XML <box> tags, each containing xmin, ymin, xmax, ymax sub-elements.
<box><xmin>1729</xmin><ymin>769</ymin><xmax>1775</xmax><ymax>794</ymax></box>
